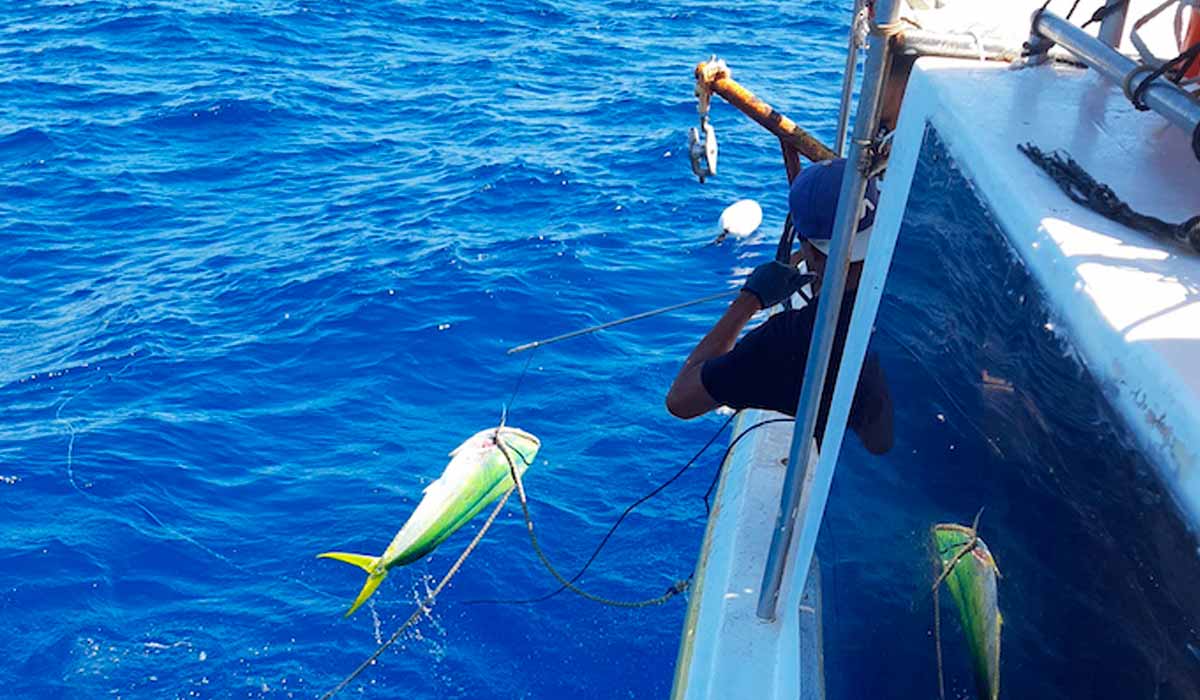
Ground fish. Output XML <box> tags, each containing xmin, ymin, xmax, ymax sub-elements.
<box><xmin>712</xmin><ymin>198</ymin><xmax>762</xmax><ymax>244</ymax></box>
<box><xmin>933</xmin><ymin>522</ymin><xmax>1002</xmax><ymax>700</ymax></box>
<box><xmin>318</xmin><ymin>426</ymin><xmax>541</xmax><ymax>617</ymax></box>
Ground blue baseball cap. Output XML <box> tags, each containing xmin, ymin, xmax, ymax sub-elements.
<box><xmin>788</xmin><ymin>158</ymin><xmax>879</xmax><ymax>262</ymax></box>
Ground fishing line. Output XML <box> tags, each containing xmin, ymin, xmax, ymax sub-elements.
<box><xmin>465</xmin><ymin>411</ymin><xmax>738</xmax><ymax>606</ymax></box>
<box><xmin>496</xmin><ymin>440</ymin><xmax>689</xmax><ymax>608</ymax></box>
<box><xmin>703</xmin><ymin>417</ymin><xmax>794</xmax><ymax>517</ymax></box>
<box><xmin>469</xmin><ymin>413</ymin><xmax>794</xmax><ymax>608</ymax></box>
<box><xmin>319</xmin><ymin>489</ymin><xmax>514</xmax><ymax>700</ymax></box>
<box><xmin>55</xmin><ymin>351</ymin><xmax>343</xmax><ymax>602</ymax></box>
<box><xmin>504</xmin><ymin>345</ymin><xmax>538</xmax><ymax>415</ymax></box>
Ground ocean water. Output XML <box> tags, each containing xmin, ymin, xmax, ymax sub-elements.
<box><xmin>6</xmin><ymin>2</ymin><xmax>1200</xmax><ymax>699</ymax></box>
<box><xmin>1</xmin><ymin>1</ymin><xmax>852</xmax><ymax>698</ymax></box>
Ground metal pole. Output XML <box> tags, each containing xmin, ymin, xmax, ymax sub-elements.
<box><xmin>835</xmin><ymin>0</ymin><xmax>864</xmax><ymax>157</ymax></box>
<box><xmin>1035</xmin><ymin>10</ymin><xmax>1200</xmax><ymax>137</ymax></box>
<box><xmin>897</xmin><ymin>28</ymin><xmax>1023</xmax><ymax>62</ymax></box>
<box><xmin>1096</xmin><ymin>0</ymin><xmax>1128</xmax><ymax>48</ymax></box>
<box><xmin>756</xmin><ymin>0</ymin><xmax>903</xmax><ymax>621</ymax></box>
<box><xmin>506</xmin><ymin>290</ymin><xmax>739</xmax><ymax>355</ymax></box>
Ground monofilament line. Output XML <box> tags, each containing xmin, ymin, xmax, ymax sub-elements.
<box><xmin>319</xmin><ymin>490</ymin><xmax>513</xmax><ymax>700</ymax></box>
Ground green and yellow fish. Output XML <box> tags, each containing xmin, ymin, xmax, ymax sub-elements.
<box><xmin>933</xmin><ymin>522</ymin><xmax>1002</xmax><ymax>700</ymax></box>
<box><xmin>319</xmin><ymin>426</ymin><xmax>540</xmax><ymax>616</ymax></box>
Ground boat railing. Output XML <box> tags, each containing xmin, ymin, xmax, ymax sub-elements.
<box><xmin>1030</xmin><ymin>9</ymin><xmax>1200</xmax><ymax>151</ymax></box>
<box><xmin>1098</xmin><ymin>0</ymin><xmax>1130</xmax><ymax>47</ymax></box>
<box><xmin>755</xmin><ymin>0</ymin><xmax>904</xmax><ymax>622</ymax></box>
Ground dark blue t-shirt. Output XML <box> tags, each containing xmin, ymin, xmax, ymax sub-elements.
<box><xmin>700</xmin><ymin>293</ymin><xmax>893</xmax><ymax>453</ymax></box>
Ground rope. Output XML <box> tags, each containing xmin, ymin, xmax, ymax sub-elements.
<box><xmin>1081</xmin><ymin>0</ymin><xmax>1128</xmax><ymax>28</ymax></box>
<box><xmin>1025</xmin><ymin>0</ymin><xmax>1129</xmax><ymax>59</ymax></box>
<box><xmin>1129</xmin><ymin>40</ymin><xmax>1200</xmax><ymax>110</ymax></box>
<box><xmin>496</xmin><ymin>439</ymin><xmax>690</xmax><ymax>608</ymax></box>
<box><xmin>1018</xmin><ymin>142</ymin><xmax>1200</xmax><ymax>252</ymax></box>
<box><xmin>704</xmin><ymin>417</ymin><xmax>795</xmax><ymax>517</ymax></box>
<box><xmin>466</xmin><ymin>412</ymin><xmax>737</xmax><ymax>606</ymax></box>
<box><xmin>318</xmin><ymin>489</ymin><xmax>513</xmax><ymax>700</ymax></box>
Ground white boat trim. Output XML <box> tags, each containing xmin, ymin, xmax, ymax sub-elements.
<box><xmin>671</xmin><ymin>410</ymin><xmax>824</xmax><ymax>700</ymax></box>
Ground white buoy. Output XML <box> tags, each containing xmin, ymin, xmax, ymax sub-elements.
<box><xmin>713</xmin><ymin>199</ymin><xmax>762</xmax><ymax>244</ymax></box>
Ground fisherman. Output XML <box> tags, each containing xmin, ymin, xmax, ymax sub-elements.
<box><xmin>666</xmin><ymin>158</ymin><xmax>894</xmax><ymax>455</ymax></box>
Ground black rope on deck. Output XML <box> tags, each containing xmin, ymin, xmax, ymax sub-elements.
<box><xmin>1018</xmin><ymin>142</ymin><xmax>1200</xmax><ymax>254</ymax></box>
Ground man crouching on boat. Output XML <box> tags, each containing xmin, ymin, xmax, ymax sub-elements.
<box><xmin>666</xmin><ymin>158</ymin><xmax>894</xmax><ymax>455</ymax></box>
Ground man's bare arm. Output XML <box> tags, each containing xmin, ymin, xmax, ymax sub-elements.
<box><xmin>665</xmin><ymin>292</ymin><xmax>761</xmax><ymax>419</ymax></box>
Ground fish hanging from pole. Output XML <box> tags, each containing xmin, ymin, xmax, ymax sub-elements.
<box><xmin>318</xmin><ymin>426</ymin><xmax>541</xmax><ymax>616</ymax></box>
<box><xmin>932</xmin><ymin>519</ymin><xmax>1002</xmax><ymax>700</ymax></box>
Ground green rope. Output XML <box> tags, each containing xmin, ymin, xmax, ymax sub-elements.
<box><xmin>496</xmin><ymin>439</ymin><xmax>690</xmax><ymax>609</ymax></box>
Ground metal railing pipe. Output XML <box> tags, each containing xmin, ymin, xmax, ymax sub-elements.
<box><xmin>755</xmin><ymin>0</ymin><xmax>903</xmax><ymax>621</ymax></box>
<box><xmin>1097</xmin><ymin>0</ymin><xmax>1129</xmax><ymax>48</ymax></box>
<box><xmin>1035</xmin><ymin>10</ymin><xmax>1200</xmax><ymax>138</ymax></box>
<box><xmin>896</xmin><ymin>28</ymin><xmax>1023</xmax><ymax>62</ymax></box>
<box><xmin>835</xmin><ymin>0</ymin><xmax>864</xmax><ymax>156</ymax></box>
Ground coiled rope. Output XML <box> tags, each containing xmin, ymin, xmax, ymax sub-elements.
<box><xmin>1019</xmin><ymin>142</ymin><xmax>1200</xmax><ymax>253</ymax></box>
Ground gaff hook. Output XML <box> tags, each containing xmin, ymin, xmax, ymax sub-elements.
<box><xmin>688</xmin><ymin>120</ymin><xmax>718</xmax><ymax>183</ymax></box>
<box><xmin>689</xmin><ymin>55</ymin><xmax>723</xmax><ymax>183</ymax></box>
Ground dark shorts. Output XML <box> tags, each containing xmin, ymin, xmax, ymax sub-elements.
<box><xmin>700</xmin><ymin>296</ymin><xmax>894</xmax><ymax>454</ymax></box>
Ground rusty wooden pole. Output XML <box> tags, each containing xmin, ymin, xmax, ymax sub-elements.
<box><xmin>696</xmin><ymin>60</ymin><xmax>837</xmax><ymax>164</ymax></box>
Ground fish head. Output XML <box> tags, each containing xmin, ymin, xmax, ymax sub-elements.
<box><xmin>448</xmin><ymin>426</ymin><xmax>541</xmax><ymax>464</ymax></box>
<box><xmin>495</xmin><ymin>426</ymin><xmax>541</xmax><ymax>463</ymax></box>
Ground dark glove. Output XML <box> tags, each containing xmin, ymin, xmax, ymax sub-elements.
<box><xmin>741</xmin><ymin>261</ymin><xmax>812</xmax><ymax>309</ymax></box>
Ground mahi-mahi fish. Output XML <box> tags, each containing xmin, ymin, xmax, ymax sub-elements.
<box><xmin>318</xmin><ymin>426</ymin><xmax>540</xmax><ymax>616</ymax></box>
<box><xmin>933</xmin><ymin>522</ymin><xmax>1002</xmax><ymax>700</ymax></box>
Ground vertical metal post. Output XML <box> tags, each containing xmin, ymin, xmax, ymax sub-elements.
<box><xmin>835</xmin><ymin>0</ymin><xmax>864</xmax><ymax>157</ymax></box>
<box><xmin>756</xmin><ymin>0</ymin><xmax>902</xmax><ymax>621</ymax></box>
<box><xmin>1097</xmin><ymin>0</ymin><xmax>1128</xmax><ymax>48</ymax></box>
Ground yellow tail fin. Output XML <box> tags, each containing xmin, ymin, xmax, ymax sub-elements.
<box><xmin>317</xmin><ymin>551</ymin><xmax>387</xmax><ymax>617</ymax></box>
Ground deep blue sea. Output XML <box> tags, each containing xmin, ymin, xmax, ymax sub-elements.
<box><xmin>1</xmin><ymin>2</ymin><xmax>851</xmax><ymax>698</ymax></box>
<box><xmin>5</xmin><ymin>2</ymin><xmax>1200</xmax><ymax>699</ymax></box>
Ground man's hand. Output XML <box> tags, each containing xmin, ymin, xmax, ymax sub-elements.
<box><xmin>741</xmin><ymin>261</ymin><xmax>813</xmax><ymax>309</ymax></box>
